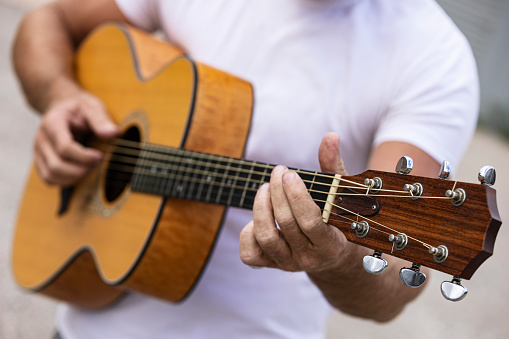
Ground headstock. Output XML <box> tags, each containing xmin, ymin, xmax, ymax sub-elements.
<box><xmin>326</xmin><ymin>157</ymin><xmax>502</xmax><ymax>301</ymax></box>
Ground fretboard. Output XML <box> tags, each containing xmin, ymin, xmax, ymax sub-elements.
<box><xmin>120</xmin><ymin>143</ymin><xmax>334</xmax><ymax>211</ymax></box>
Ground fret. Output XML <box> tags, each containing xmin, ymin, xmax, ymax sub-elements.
<box><xmin>151</xmin><ymin>145</ymin><xmax>171</xmax><ymax>196</ymax></box>
<box><xmin>226</xmin><ymin>159</ymin><xmax>241</xmax><ymax>207</ymax></box>
<box><xmin>169</xmin><ymin>149</ymin><xmax>188</xmax><ymax>198</ymax></box>
<box><xmin>238</xmin><ymin>161</ymin><xmax>254</xmax><ymax>208</ymax></box>
<box><xmin>204</xmin><ymin>154</ymin><xmax>220</xmax><ymax>203</ymax></box>
<box><xmin>193</xmin><ymin>154</ymin><xmax>207</xmax><ymax>202</ymax></box>
<box><xmin>214</xmin><ymin>157</ymin><xmax>232</xmax><ymax>204</ymax></box>
<box><xmin>129</xmin><ymin>143</ymin><xmax>334</xmax><ymax>214</ymax></box>
<box><xmin>307</xmin><ymin>172</ymin><xmax>333</xmax><ymax>212</ymax></box>
<box><xmin>132</xmin><ymin>148</ymin><xmax>155</xmax><ymax>194</ymax></box>
<box><xmin>185</xmin><ymin>153</ymin><xmax>198</xmax><ymax>201</ymax></box>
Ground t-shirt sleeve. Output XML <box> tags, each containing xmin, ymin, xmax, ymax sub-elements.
<box><xmin>373</xmin><ymin>19</ymin><xmax>479</xmax><ymax>169</ymax></box>
<box><xmin>115</xmin><ymin>0</ymin><xmax>160</xmax><ymax>32</ymax></box>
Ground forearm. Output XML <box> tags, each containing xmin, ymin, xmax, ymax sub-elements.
<box><xmin>13</xmin><ymin>3</ymin><xmax>81</xmax><ymax>113</ymax></box>
<box><xmin>307</xmin><ymin>242</ymin><xmax>427</xmax><ymax>322</ymax></box>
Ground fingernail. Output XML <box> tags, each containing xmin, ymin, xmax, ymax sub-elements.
<box><xmin>273</xmin><ymin>165</ymin><xmax>286</xmax><ymax>173</ymax></box>
<box><xmin>282</xmin><ymin>170</ymin><xmax>297</xmax><ymax>184</ymax></box>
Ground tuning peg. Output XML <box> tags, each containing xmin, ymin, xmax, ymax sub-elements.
<box><xmin>478</xmin><ymin>166</ymin><xmax>496</xmax><ymax>186</ymax></box>
<box><xmin>438</xmin><ymin>161</ymin><xmax>451</xmax><ymax>180</ymax></box>
<box><xmin>396</xmin><ymin>156</ymin><xmax>413</xmax><ymax>175</ymax></box>
<box><xmin>441</xmin><ymin>277</ymin><xmax>468</xmax><ymax>301</ymax></box>
<box><xmin>363</xmin><ymin>250</ymin><xmax>388</xmax><ymax>275</ymax></box>
<box><xmin>399</xmin><ymin>263</ymin><xmax>426</xmax><ymax>288</ymax></box>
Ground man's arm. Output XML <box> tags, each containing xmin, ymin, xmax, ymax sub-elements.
<box><xmin>12</xmin><ymin>0</ymin><xmax>127</xmax><ymax>185</ymax></box>
<box><xmin>240</xmin><ymin>133</ymin><xmax>440</xmax><ymax>322</ymax></box>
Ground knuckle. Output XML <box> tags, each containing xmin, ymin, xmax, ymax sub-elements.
<box><xmin>300</xmin><ymin>217</ymin><xmax>323</xmax><ymax>234</ymax></box>
<box><xmin>255</xmin><ymin>230</ymin><xmax>280</xmax><ymax>250</ymax></box>
<box><xmin>275</xmin><ymin>213</ymin><xmax>295</xmax><ymax>229</ymax></box>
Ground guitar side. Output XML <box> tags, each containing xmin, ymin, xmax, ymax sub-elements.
<box><xmin>11</xmin><ymin>23</ymin><xmax>253</xmax><ymax>308</ymax></box>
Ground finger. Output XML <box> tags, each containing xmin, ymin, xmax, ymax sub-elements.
<box><xmin>282</xmin><ymin>170</ymin><xmax>341</xmax><ymax>248</ymax></box>
<box><xmin>42</xmin><ymin>108</ymin><xmax>103</xmax><ymax>166</ymax></box>
<box><xmin>270</xmin><ymin>166</ymin><xmax>310</xmax><ymax>251</ymax></box>
<box><xmin>252</xmin><ymin>183</ymin><xmax>294</xmax><ymax>268</ymax></box>
<box><xmin>80</xmin><ymin>96</ymin><xmax>118</xmax><ymax>139</ymax></box>
<box><xmin>319</xmin><ymin>132</ymin><xmax>348</xmax><ymax>175</ymax></box>
<box><xmin>35</xmin><ymin>131</ymin><xmax>90</xmax><ymax>185</ymax></box>
<box><xmin>239</xmin><ymin>220</ymin><xmax>277</xmax><ymax>268</ymax></box>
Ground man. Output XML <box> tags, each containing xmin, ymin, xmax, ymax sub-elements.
<box><xmin>13</xmin><ymin>0</ymin><xmax>478</xmax><ymax>337</ymax></box>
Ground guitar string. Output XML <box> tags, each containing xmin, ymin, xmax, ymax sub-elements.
<box><xmin>102</xmin><ymin>138</ymin><xmax>404</xmax><ymax>192</ymax></box>
<box><xmin>100</xmin><ymin>139</ymin><xmax>437</xmax><ymax>197</ymax></box>
<box><xmin>322</xmin><ymin>199</ymin><xmax>432</xmax><ymax>248</ymax></box>
<box><xmin>94</xmin><ymin>139</ymin><xmax>452</xmax><ymax>250</ymax></box>
<box><xmin>103</xmin><ymin>139</ymin><xmax>362</xmax><ymax>188</ymax></box>
<box><xmin>103</xmin><ymin>145</ymin><xmax>453</xmax><ymax>201</ymax></box>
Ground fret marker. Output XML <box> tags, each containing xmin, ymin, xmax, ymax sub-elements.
<box><xmin>252</xmin><ymin>183</ymin><xmax>258</xmax><ymax>189</ymax></box>
<box><xmin>151</xmin><ymin>166</ymin><xmax>157</xmax><ymax>173</ymax></box>
<box><xmin>206</xmin><ymin>175</ymin><xmax>212</xmax><ymax>182</ymax></box>
<box><xmin>322</xmin><ymin>174</ymin><xmax>342</xmax><ymax>223</ymax></box>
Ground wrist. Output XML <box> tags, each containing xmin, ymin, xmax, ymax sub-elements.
<box><xmin>43</xmin><ymin>76</ymin><xmax>83</xmax><ymax>112</ymax></box>
<box><xmin>307</xmin><ymin>241</ymin><xmax>369</xmax><ymax>284</ymax></box>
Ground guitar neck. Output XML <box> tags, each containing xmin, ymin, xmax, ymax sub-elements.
<box><xmin>114</xmin><ymin>141</ymin><xmax>333</xmax><ymax>211</ymax></box>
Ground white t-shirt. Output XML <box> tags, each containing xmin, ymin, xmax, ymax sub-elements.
<box><xmin>57</xmin><ymin>0</ymin><xmax>479</xmax><ymax>338</ymax></box>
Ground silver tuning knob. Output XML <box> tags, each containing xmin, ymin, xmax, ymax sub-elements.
<box><xmin>441</xmin><ymin>277</ymin><xmax>468</xmax><ymax>301</ymax></box>
<box><xmin>478</xmin><ymin>166</ymin><xmax>496</xmax><ymax>186</ymax></box>
<box><xmin>396</xmin><ymin>156</ymin><xmax>413</xmax><ymax>175</ymax></box>
<box><xmin>438</xmin><ymin>161</ymin><xmax>451</xmax><ymax>180</ymax></box>
<box><xmin>363</xmin><ymin>251</ymin><xmax>388</xmax><ymax>275</ymax></box>
<box><xmin>399</xmin><ymin>264</ymin><xmax>426</xmax><ymax>288</ymax></box>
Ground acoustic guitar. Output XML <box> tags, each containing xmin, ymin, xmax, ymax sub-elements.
<box><xmin>12</xmin><ymin>23</ymin><xmax>501</xmax><ymax>309</ymax></box>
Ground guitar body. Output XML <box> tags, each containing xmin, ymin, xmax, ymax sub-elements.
<box><xmin>12</xmin><ymin>23</ymin><xmax>253</xmax><ymax>308</ymax></box>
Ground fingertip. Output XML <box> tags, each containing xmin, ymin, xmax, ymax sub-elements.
<box><xmin>96</xmin><ymin>122</ymin><xmax>119</xmax><ymax>138</ymax></box>
<box><xmin>282</xmin><ymin>170</ymin><xmax>298</xmax><ymax>184</ymax></box>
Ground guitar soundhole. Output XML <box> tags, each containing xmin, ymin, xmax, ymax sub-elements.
<box><xmin>104</xmin><ymin>126</ymin><xmax>141</xmax><ymax>202</ymax></box>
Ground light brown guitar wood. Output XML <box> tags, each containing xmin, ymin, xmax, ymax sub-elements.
<box><xmin>12</xmin><ymin>23</ymin><xmax>253</xmax><ymax>308</ymax></box>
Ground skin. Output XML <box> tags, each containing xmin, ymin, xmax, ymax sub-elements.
<box><xmin>13</xmin><ymin>0</ymin><xmax>441</xmax><ymax>323</ymax></box>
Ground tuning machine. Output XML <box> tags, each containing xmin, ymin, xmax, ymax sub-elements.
<box><xmin>396</xmin><ymin>156</ymin><xmax>413</xmax><ymax>175</ymax></box>
<box><xmin>441</xmin><ymin>277</ymin><xmax>468</xmax><ymax>301</ymax></box>
<box><xmin>438</xmin><ymin>160</ymin><xmax>451</xmax><ymax>179</ymax></box>
<box><xmin>363</xmin><ymin>250</ymin><xmax>388</xmax><ymax>275</ymax></box>
<box><xmin>399</xmin><ymin>263</ymin><xmax>426</xmax><ymax>288</ymax></box>
<box><xmin>478</xmin><ymin>166</ymin><xmax>496</xmax><ymax>186</ymax></box>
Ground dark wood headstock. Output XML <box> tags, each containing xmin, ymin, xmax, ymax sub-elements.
<box><xmin>328</xmin><ymin>170</ymin><xmax>501</xmax><ymax>280</ymax></box>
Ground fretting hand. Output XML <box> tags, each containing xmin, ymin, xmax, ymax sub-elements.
<box><xmin>240</xmin><ymin>132</ymin><xmax>352</xmax><ymax>273</ymax></box>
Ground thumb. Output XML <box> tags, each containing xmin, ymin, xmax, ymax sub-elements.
<box><xmin>318</xmin><ymin>132</ymin><xmax>348</xmax><ymax>175</ymax></box>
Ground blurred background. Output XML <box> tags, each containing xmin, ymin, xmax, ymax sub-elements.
<box><xmin>1</xmin><ymin>0</ymin><xmax>508</xmax><ymax>338</ymax></box>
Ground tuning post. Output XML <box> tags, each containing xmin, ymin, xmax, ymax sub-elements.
<box><xmin>441</xmin><ymin>277</ymin><xmax>468</xmax><ymax>301</ymax></box>
<box><xmin>396</xmin><ymin>156</ymin><xmax>413</xmax><ymax>175</ymax></box>
<box><xmin>478</xmin><ymin>166</ymin><xmax>496</xmax><ymax>186</ymax></box>
<box><xmin>388</xmin><ymin>233</ymin><xmax>408</xmax><ymax>250</ymax></box>
<box><xmin>438</xmin><ymin>160</ymin><xmax>452</xmax><ymax>180</ymax></box>
<box><xmin>404</xmin><ymin>183</ymin><xmax>423</xmax><ymax>200</ymax></box>
<box><xmin>399</xmin><ymin>263</ymin><xmax>426</xmax><ymax>288</ymax></box>
<box><xmin>363</xmin><ymin>250</ymin><xmax>388</xmax><ymax>275</ymax></box>
<box><xmin>429</xmin><ymin>245</ymin><xmax>448</xmax><ymax>263</ymax></box>
<box><xmin>351</xmin><ymin>221</ymin><xmax>369</xmax><ymax>238</ymax></box>
<box><xmin>364</xmin><ymin>177</ymin><xmax>383</xmax><ymax>194</ymax></box>
<box><xmin>445</xmin><ymin>188</ymin><xmax>466</xmax><ymax>206</ymax></box>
